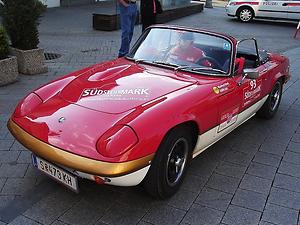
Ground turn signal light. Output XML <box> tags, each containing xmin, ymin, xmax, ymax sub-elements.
<box><xmin>94</xmin><ymin>176</ymin><xmax>105</xmax><ymax>184</ymax></box>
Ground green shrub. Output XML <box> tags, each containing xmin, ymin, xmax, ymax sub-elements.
<box><xmin>1</xmin><ymin>0</ymin><xmax>46</xmax><ymax>50</ymax></box>
<box><xmin>0</xmin><ymin>26</ymin><xmax>9</xmax><ymax>60</ymax></box>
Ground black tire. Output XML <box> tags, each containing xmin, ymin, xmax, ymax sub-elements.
<box><xmin>143</xmin><ymin>127</ymin><xmax>194</xmax><ymax>199</ymax></box>
<box><xmin>237</xmin><ymin>7</ymin><xmax>254</xmax><ymax>22</ymax></box>
<box><xmin>257</xmin><ymin>80</ymin><xmax>282</xmax><ymax>119</ymax></box>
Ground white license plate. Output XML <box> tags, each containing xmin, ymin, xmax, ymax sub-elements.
<box><xmin>32</xmin><ymin>154</ymin><xmax>79</xmax><ymax>192</ymax></box>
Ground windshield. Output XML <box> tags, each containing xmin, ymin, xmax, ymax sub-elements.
<box><xmin>128</xmin><ymin>28</ymin><xmax>233</xmax><ymax>75</ymax></box>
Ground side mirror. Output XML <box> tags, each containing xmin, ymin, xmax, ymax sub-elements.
<box><xmin>243</xmin><ymin>68</ymin><xmax>259</xmax><ymax>79</ymax></box>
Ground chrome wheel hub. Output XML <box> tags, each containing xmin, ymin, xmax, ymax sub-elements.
<box><xmin>240</xmin><ymin>9</ymin><xmax>252</xmax><ymax>21</ymax></box>
<box><xmin>166</xmin><ymin>138</ymin><xmax>188</xmax><ymax>187</ymax></box>
<box><xmin>270</xmin><ymin>84</ymin><xmax>281</xmax><ymax>111</ymax></box>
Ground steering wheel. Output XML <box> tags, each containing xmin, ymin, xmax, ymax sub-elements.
<box><xmin>196</xmin><ymin>56</ymin><xmax>223</xmax><ymax>70</ymax></box>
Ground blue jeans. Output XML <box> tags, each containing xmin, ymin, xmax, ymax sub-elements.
<box><xmin>118</xmin><ymin>3</ymin><xmax>137</xmax><ymax>57</ymax></box>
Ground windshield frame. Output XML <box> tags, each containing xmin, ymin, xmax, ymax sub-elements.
<box><xmin>126</xmin><ymin>26</ymin><xmax>235</xmax><ymax>77</ymax></box>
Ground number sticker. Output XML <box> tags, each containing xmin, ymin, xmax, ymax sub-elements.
<box><xmin>243</xmin><ymin>79</ymin><xmax>262</xmax><ymax>107</ymax></box>
<box><xmin>250</xmin><ymin>80</ymin><xmax>256</xmax><ymax>90</ymax></box>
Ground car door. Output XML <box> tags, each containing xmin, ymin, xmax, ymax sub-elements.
<box><xmin>235</xmin><ymin>65</ymin><xmax>267</xmax><ymax>113</ymax></box>
<box><xmin>215</xmin><ymin>78</ymin><xmax>241</xmax><ymax>135</ymax></box>
<box><xmin>258</xmin><ymin>0</ymin><xmax>289</xmax><ymax>19</ymax></box>
<box><xmin>219</xmin><ymin>39</ymin><xmax>269</xmax><ymax>133</ymax></box>
<box><xmin>215</xmin><ymin>74</ymin><xmax>265</xmax><ymax>137</ymax></box>
<box><xmin>287</xmin><ymin>0</ymin><xmax>300</xmax><ymax>19</ymax></box>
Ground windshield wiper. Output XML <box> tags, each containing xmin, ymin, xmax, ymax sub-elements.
<box><xmin>134</xmin><ymin>59</ymin><xmax>180</xmax><ymax>69</ymax></box>
<box><xmin>178</xmin><ymin>66</ymin><xmax>227</xmax><ymax>75</ymax></box>
<box><xmin>134</xmin><ymin>59</ymin><xmax>153</xmax><ymax>64</ymax></box>
<box><xmin>133</xmin><ymin>59</ymin><xmax>226</xmax><ymax>74</ymax></box>
<box><xmin>152</xmin><ymin>60</ymin><xmax>180</xmax><ymax>68</ymax></box>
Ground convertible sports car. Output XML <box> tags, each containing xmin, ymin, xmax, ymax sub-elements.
<box><xmin>8</xmin><ymin>25</ymin><xmax>290</xmax><ymax>198</ymax></box>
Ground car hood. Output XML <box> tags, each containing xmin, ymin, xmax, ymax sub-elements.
<box><xmin>12</xmin><ymin>98</ymin><xmax>134</xmax><ymax>162</ymax></box>
<box><xmin>59</xmin><ymin>62</ymin><xmax>197</xmax><ymax>114</ymax></box>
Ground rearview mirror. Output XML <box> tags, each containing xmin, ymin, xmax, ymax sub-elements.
<box><xmin>243</xmin><ymin>68</ymin><xmax>259</xmax><ymax>79</ymax></box>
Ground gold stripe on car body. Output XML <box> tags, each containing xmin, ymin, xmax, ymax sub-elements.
<box><xmin>7</xmin><ymin>119</ymin><xmax>154</xmax><ymax>177</ymax></box>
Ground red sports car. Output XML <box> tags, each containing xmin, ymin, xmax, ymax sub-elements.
<box><xmin>8</xmin><ymin>25</ymin><xmax>290</xmax><ymax>198</ymax></box>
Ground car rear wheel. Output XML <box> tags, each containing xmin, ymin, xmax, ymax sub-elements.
<box><xmin>237</xmin><ymin>7</ymin><xmax>254</xmax><ymax>22</ymax></box>
<box><xmin>257</xmin><ymin>80</ymin><xmax>282</xmax><ymax>119</ymax></box>
<box><xmin>143</xmin><ymin>127</ymin><xmax>193</xmax><ymax>199</ymax></box>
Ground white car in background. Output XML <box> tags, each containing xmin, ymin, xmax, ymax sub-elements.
<box><xmin>226</xmin><ymin>0</ymin><xmax>300</xmax><ymax>22</ymax></box>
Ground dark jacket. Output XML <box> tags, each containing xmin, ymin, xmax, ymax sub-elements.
<box><xmin>140</xmin><ymin>0</ymin><xmax>156</xmax><ymax>19</ymax></box>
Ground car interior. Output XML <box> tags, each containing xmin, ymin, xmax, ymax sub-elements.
<box><xmin>194</xmin><ymin>44</ymin><xmax>231</xmax><ymax>69</ymax></box>
<box><xmin>237</xmin><ymin>48</ymin><xmax>269</xmax><ymax>69</ymax></box>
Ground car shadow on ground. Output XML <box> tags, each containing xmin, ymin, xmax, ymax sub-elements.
<box><xmin>228</xmin><ymin>18</ymin><xmax>298</xmax><ymax>27</ymax></box>
<box><xmin>75</xmin><ymin>113</ymin><xmax>275</xmax><ymax>201</ymax></box>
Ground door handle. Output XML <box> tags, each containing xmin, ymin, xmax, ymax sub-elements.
<box><xmin>282</xmin><ymin>3</ymin><xmax>288</xmax><ymax>6</ymax></box>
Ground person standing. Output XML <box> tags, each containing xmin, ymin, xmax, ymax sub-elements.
<box><xmin>118</xmin><ymin>0</ymin><xmax>138</xmax><ymax>58</ymax></box>
<box><xmin>140</xmin><ymin>0</ymin><xmax>162</xmax><ymax>32</ymax></box>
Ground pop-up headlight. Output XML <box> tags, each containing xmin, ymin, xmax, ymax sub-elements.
<box><xmin>96</xmin><ymin>125</ymin><xmax>138</xmax><ymax>158</ymax></box>
<box><xmin>14</xmin><ymin>93</ymin><xmax>43</xmax><ymax>117</ymax></box>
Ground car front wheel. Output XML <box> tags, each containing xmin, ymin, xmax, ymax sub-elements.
<box><xmin>257</xmin><ymin>80</ymin><xmax>283</xmax><ymax>119</ymax></box>
<box><xmin>143</xmin><ymin>127</ymin><xmax>193</xmax><ymax>199</ymax></box>
<box><xmin>237</xmin><ymin>7</ymin><xmax>254</xmax><ymax>22</ymax></box>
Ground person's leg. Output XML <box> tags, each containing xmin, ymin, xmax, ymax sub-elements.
<box><xmin>149</xmin><ymin>15</ymin><xmax>155</xmax><ymax>27</ymax></box>
<box><xmin>153</xmin><ymin>14</ymin><xmax>157</xmax><ymax>25</ymax></box>
<box><xmin>142</xmin><ymin>14</ymin><xmax>156</xmax><ymax>32</ymax></box>
<box><xmin>128</xmin><ymin>4</ymin><xmax>137</xmax><ymax>45</ymax></box>
<box><xmin>118</xmin><ymin>4</ymin><xmax>130</xmax><ymax>57</ymax></box>
<box><xmin>142</xmin><ymin>23</ymin><xmax>146</xmax><ymax>32</ymax></box>
<box><xmin>142</xmin><ymin>17</ymin><xmax>151</xmax><ymax>31</ymax></box>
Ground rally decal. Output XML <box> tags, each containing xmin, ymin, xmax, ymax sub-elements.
<box><xmin>193</xmin><ymin>96</ymin><xmax>268</xmax><ymax>158</ymax></box>
<box><xmin>218</xmin><ymin>106</ymin><xmax>239</xmax><ymax>133</ymax></box>
<box><xmin>213</xmin><ymin>82</ymin><xmax>230</xmax><ymax>94</ymax></box>
<box><xmin>80</xmin><ymin>88</ymin><xmax>150</xmax><ymax>101</ymax></box>
<box><xmin>243</xmin><ymin>79</ymin><xmax>262</xmax><ymax>107</ymax></box>
<box><xmin>223</xmin><ymin>43</ymin><xmax>231</xmax><ymax>51</ymax></box>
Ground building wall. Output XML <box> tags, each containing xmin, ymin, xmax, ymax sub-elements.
<box><xmin>41</xmin><ymin>0</ymin><xmax>190</xmax><ymax>8</ymax></box>
<box><xmin>40</xmin><ymin>0</ymin><xmax>61</xmax><ymax>7</ymax></box>
<box><xmin>61</xmin><ymin>0</ymin><xmax>95</xmax><ymax>7</ymax></box>
<box><xmin>161</xmin><ymin>0</ymin><xmax>190</xmax><ymax>7</ymax></box>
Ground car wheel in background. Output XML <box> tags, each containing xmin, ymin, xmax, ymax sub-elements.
<box><xmin>237</xmin><ymin>7</ymin><xmax>254</xmax><ymax>22</ymax></box>
<box><xmin>257</xmin><ymin>80</ymin><xmax>283</xmax><ymax>119</ymax></box>
<box><xmin>143</xmin><ymin>126</ymin><xmax>193</xmax><ymax>199</ymax></box>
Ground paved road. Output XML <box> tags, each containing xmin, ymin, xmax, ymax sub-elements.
<box><xmin>0</xmin><ymin>5</ymin><xmax>300</xmax><ymax>225</ymax></box>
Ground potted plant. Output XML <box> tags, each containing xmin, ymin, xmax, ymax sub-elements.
<box><xmin>0</xmin><ymin>26</ymin><xmax>18</xmax><ymax>86</ymax></box>
<box><xmin>1</xmin><ymin>0</ymin><xmax>47</xmax><ymax>75</ymax></box>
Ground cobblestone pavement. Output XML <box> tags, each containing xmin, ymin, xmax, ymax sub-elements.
<box><xmin>0</xmin><ymin>5</ymin><xmax>300</xmax><ymax>225</ymax></box>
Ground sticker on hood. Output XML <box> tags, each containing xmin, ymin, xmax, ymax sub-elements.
<box><xmin>80</xmin><ymin>88</ymin><xmax>150</xmax><ymax>101</ymax></box>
